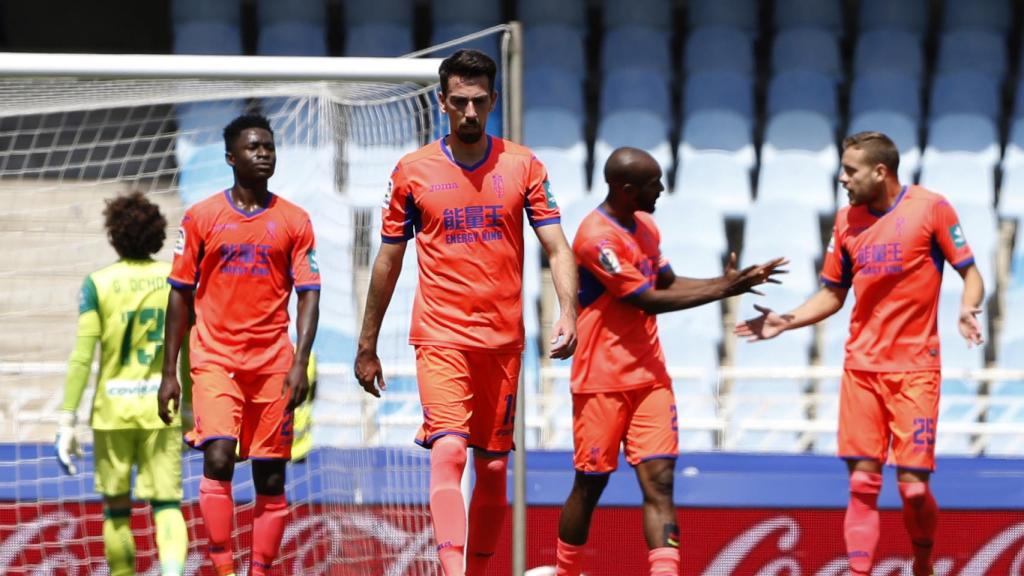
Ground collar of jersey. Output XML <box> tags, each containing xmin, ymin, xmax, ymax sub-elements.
<box><xmin>868</xmin><ymin>185</ymin><xmax>908</xmax><ymax>218</ymax></box>
<box><xmin>440</xmin><ymin>134</ymin><xmax>493</xmax><ymax>172</ymax></box>
<box><xmin>596</xmin><ymin>205</ymin><xmax>637</xmax><ymax>233</ymax></box>
<box><xmin>223</xmin><ymin>188</ymin><xmax>274</xmax><ymax>217</ymax></box>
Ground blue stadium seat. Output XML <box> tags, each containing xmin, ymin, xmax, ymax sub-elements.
<box><xmin>846</xmin><ymin>111</ymin><xmax>920</xmax><ymax>183</ymax></box>
<box><xmin>1002</xmin><ymin>117</ymin><xmax>1024</xmax><ymax>169</ymax></box>
<box><xmin>525</xmin><ymin>24</ymin><xmax>585</xmax><ymax>77</ymax></box>
<box><xmin>600</xmin><ymin>26</ymin><xmax>671</xmax><ymax>73</ymax></box>
<box><xmin>857</xmin><ymin>0</ymin><xmax>929</xmax><ymax>36</ymax></box>
<box><xmin>344</xmin><ymin>0</ymin><xmax>413</xmax><ymax>25</ymax></box>
<box><xmin>853</xmin><ymin>29</ymin><xmax>924</xmax><ymax>80</ymax></box>
<box><xmin>929</xmin><ymin>72</ymin><xmax>1001</xmax><ymax>122</ymax></box>
<box><xmin>743</xmin><ymin>200</ymin><xmax>823</xmax><ymax>260</ymax></box>
<box><xmin>654</xmin><ymin>247</ymin><xmax>725</xmax><ymax>343</ymax></box>
<box><xmin>986</xmin><ymin>336</ymin><xmax>1024</xmax><ymax>456</ymax></box>
<box><xmin>591</xmin><ymin>111</ymin><xmax>672</xmax><ymax>191</ymax></box>
<box><xmin>344</xmin><ymin>23</ymin><xmax>414</xmax><ymax>56</ymax></box>
<box><xmin>600</xmin><ymin>68</ymin><xmax>672</xmax><ymax>118</ymax></box>
<box><xmin>774</xmin><ymin>0</ymin><xmax>843</xmax><ymax>34</ymax></box>
<box><xmin>683</xmin><ymin>70</ymin><xmax>755</xmax><ymax>120</ymax></box>
<box><xmin>257</xmin><ymin>0</ymin><xmax>324</xmax><ymax>25</ymax></box>
<box><xmin>762</xmin><ymin>110</ymin><xmax>838</xmax><ymax>174</ymax></box>
<box><xmin>172</xmin><ymin>21</ymin><xmax>243</xmax><ymax>55</ymax></box>
<box><xmin>604</xmin><ymin>0</ymin><xmax>673</xmax><ymax>30</ymax></box>
<box><xmin>937</xmin><ymin>330</ymin><xmax>985</xmax><ymax>455</ymax></box>
<box><xmin>171</xmin><ymin>0</ymin><xmax>240</xmax><ymax>25</ymax></box>
<box><xmin>525</xmin><ymin>67</ymin><xmax>585</xmax><ymax>112</ymax></box>
<box><xmin>757</xmin><ymin>154</ymin><xmax>836</xmax><ymax>215</ymax></box>
<box><xmin>918</xmin><ymin>157</ymin><xmax>995</xmax><ymax>208</ymax></box>
<box><xmin>767</xmin><ymin>70</ymin><xmax>839</xmax><ymax>124</ymax></box>
<box><xmin>771</xmin><ymin>27</ymin><xmax>842</xmax><ymax>81</ymax></box>
<box><xmin>431</xmin><ymin>0</ymin><xmax>502</xmax><ymax>26</ymax></box>
<box><xmin>949</xmin><ymin>204</ymin><xmax>998</xmax><ymax>290</ymax></box>
<box><xmin>941</xmin><ymin>0</ymin><xmax>1012</xmax><ymax>35</ymax></box>
<box><xmin>849</xmin><ymin>70</ymin><xmax>922</xmax><ymax>121</ymax></box>
<box><xmin>679</xmin><ymin>109</ymin><xmax>756</xmax><ymax>171</ymax></box>
<box><xmin>674</xmin><ymin>153</ymin><xmax>752</xmax><ymax>217</ymax></box>
<box><xmin>922</xmin><ymin>114</ymin><xmax>1000</xmax><ymax>169</ymax></box>
<box><xmin>684</xmin><ymin>26</ymin><xmax>755</xmax><ymax>75</ymax></box>
<box><xmin>525</xmin><ymin>108</ymin><xmax>586</xmax><ymax>153</ymax></box>
<box><xmin>535</xmin><ymin>150</ymin><xmax>587</xmax><ymax>212</ymax></box>
<box><xmin>655</xmin><ymin>197</ymin><xmax>728</xmax><ymax>255</ymax></box>
<box><xmin>518</xmin><ymin>0</ymin><xmax>586</xmax><ymax>28</ymax></box>
<box><xmin>936</xmin><ymin>29</ymin><xmax>1007</xmax><ymax>79</ymax></box>
<box><xmin>687</xmin><ymin>0</ymin><xmax>759</xmax><ymax>35</ymax></box>
<box><xmin>257</xmin><ymin>22</ymin><xmax>328</xmax><ymax>56</ymax></box>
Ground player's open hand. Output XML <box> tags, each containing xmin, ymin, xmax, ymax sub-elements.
<box><xmin>722</xmin><ymin>253</ymin><xmax>789</xmax><ymax>296</ymax></box>
<box><xmin>355</xmin><ymin>347</ymin><xmax>386</xmax><ymax>397</ymax></box>
<box><xmin>734</xmin><ymin>304</ymin><xmax>793</xmax><ymax>342</ymax></box>
<box><xmin>959</xmin><ymin>305</ymin><xmax>985</xmax><ymax>348</ymax></box>
<box><xmin>549</xmin><ymin>312</ymin><xmax>578</xmax><ymax>360</ymax></box>
<box><xmin>157</xmin><ymin>374</ymin><xmax>181</xmax><ymax>426</ymax></box>
<box><xmin>284</xmin><ymin>362</ymin><xmax>310</xmax><ymax>413</ymax></box>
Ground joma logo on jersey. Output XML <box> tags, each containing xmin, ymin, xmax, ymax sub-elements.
<box><xmin>430</xmin><ymin>182</ymin><xmax>459</xmax><ymax>192</ymax></box>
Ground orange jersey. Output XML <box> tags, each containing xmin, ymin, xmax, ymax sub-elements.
<box><xmin>381</xmin><ymin>136</ymin><xmax>560</xmax><ymax>352</ymax></box>
<box><xmin>169</xmin><ymin>190</ymin><xmax>320</xmax><ymax>374</ymax></box>
<box><xmin>821</xmin><ymin>186</ymin><xmax>974</xmax><ymax>372</ymax></box>
<box><xmin>571</xmin><ymin>208</ymin><xmax>672</xmax><ymax>394</ymax></box>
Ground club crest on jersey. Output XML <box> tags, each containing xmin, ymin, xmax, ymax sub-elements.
<box><xmin>950</xmin><ymin>223</ymin><xmax>967</xmax><ymax>248</ymax></box>
<box><xmin>174</xmin><ymin>228</ymin><xmax>186</xmax><ymax>255</ymax></box>
<box><xmin>492</xmin><ymin>174</ymin><xmax>505</xmax><ymax>199</ymax></box>
<box><xmin>597</xmin><ymin>242</ymin><xmax>621</xmax><ymax>274</ymax></box>
<box><xmin>383</xmin><ymin>178</ymin><xmax>393</xmax><ymax>210</ymax></box>
<box><xmin>826</xmin><ymin>234</ymin><xmax>836</xmax><ymax>253</ymax></box>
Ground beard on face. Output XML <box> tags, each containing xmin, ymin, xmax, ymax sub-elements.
<box><xmin>455</xmin><ymin>121</ymin><xmax>484</xmax><ymax>144</ymax></box>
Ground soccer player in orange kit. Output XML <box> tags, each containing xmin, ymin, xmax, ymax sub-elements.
<box><xmin>735</xmin><ymin>132</ymin><xmax>985</xmax><ymax>576</ymax></box>
<box><xmin>158</xmin><ymin>114</ymin><xmax>320</xmax><ymax>576</ymax></box>
<box><xmin>354</xmin><ymin>49</ymin><xmax>578</xmax><ymax>576</ymax></box>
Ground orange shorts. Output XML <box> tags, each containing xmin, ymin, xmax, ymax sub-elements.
<box><xmin>185</xmin><ymin>364</ymin><xmax>293</xmax><ymax>460</ymax></box>
<box><xmin>414</xmin><ymin>345</ymin><xmax>521</xmax><ymax>454</ymax></box>
<box><xmin>838</xmin><ymin>369</ymin><xmax>940</xmax><ymax>471</ymax></box>
<box><xmin>572</xmin><ymin>384</ymin><xmax>679</xmax><ymax>474</ymax></box>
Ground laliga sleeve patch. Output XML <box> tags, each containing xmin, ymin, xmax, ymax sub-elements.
<box><xmin>949</xmin><ymin>223</ymin><xmax>966</xmax><ymax>248</ymax></box>
<box><xmin>307</xmin><ymin>249</ymin><xmax>320</xmax><ymax>273</ymax></box>
<box><xmin>174</xmin><ymin>227</ymin><xmax>186</xmax><ymax>255</ymax></box>
<box><xmin>597</xmin><ymin>241</ymin><xmax>622</xmax><ymax>274</ymax></box>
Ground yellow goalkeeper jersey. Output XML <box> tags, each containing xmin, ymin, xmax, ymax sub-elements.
<box><xmin>65</xmin><ymin>259</ymin><xmax>177</xmax><ymax>430</ymax></box>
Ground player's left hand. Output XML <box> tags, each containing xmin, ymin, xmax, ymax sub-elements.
<box><xmin>549</xmin><ymin>312</ymin><xmax>578</xmax><ymax>360</ymax></box>
<box><xmin>284</xmin><ymin>362</ymin><xmax>310</xmax><ymax>413</ymax></box>
<box><xmin>959</xmin><ymin>305</ymin><xmax>985</xmax><ymax>347</ymax></box>
<box><xmin>54</xmin><ymin>410</ymin><xmax>82</xmax><ymax>475</ymax></box>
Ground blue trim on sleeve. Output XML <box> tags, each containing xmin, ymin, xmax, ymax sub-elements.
<box><xmin>380</xmin><ymin>235</ymin><xmax>408</xmax><ymax>244</ymax></box>
<box><xmin>821</xmin><ymin>277</ymin><xmax>850</xmax><ymax>289</ymax></box>
<box><xmin>953</xmin><ymin>257</ymin><xmax>976</xmax><ymax>270</ymax></box>
<box><xmin>658</xmin><ymin>264</ymin><xmax>673</xmax><ymax>274</ymax></box>
<box><xmin>295</xmin><ymin>284</ymin><xmax>321</xmax><ymax>292</ymax></box>
<box><xmin>624</xmin><ymin>282</ymin><xmax>652</xmax><ymax>299</ymax></box>
<box><xmin>167</xmin><ymin>278</ymin><xmax>195</xmax><ymax>290</ymax></box>
<box><xmin>531</xmin><ymin>216</ymin><xmax>561</xmax><ymax>228</ymax></box>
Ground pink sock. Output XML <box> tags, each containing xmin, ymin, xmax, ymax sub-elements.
<box><xmin>899</xmin><ymin>481</ymin><xmax>938</xmax><ymax>576</ymax></box>
<box><xmin>466</xmin><ymin>456</ymin><xmax>508</xmax><ymax>576</ymax></box>
<box><xmin>648</xmin><ymin>547</ymin><xmax>679</xmax><ymax>575</ymax></box>
<box><xmin>844</xmin><ymin>471</ymin><xmax>882</xmax><ymax>575</ymax></box>
<box><xmin>250</xmin><ymin>493</ymin><xmax>289</xmax><ymax>576</ymax></box>
<box><xmin>555</xmin><ymin>539</ymin><xmax>584</xmax><ymax>576</ymax></box>
<box><xmin>199</xmin><ymin>477</ymin><xmax>235</xmax><ymax>573</ymax></box>
<box><xmin>430</xmin><ymin>436</ymin><xmax>468</xmax><ymax>576</ymax></box>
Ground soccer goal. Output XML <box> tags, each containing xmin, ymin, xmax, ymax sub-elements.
<box><xmin>0</xmin><ymin>23</ymin><xmax>526</xmax><ymax>575</ymax></box>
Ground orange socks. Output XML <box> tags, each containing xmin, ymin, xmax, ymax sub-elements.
<box><xmin>466</xmin><ymin>456</ymin><xmax>508</xmax><ymax>576</ymax></box>
<box><xmin>199</xmin><ymin>477</ymin><xmax>235</xmax><ymax>574</ymax></box>
<box><xmin>555</xmin><ymin>538</ymin><xmax>584</xmax><ymax>576</ymax></box>
<box><xmin>250</xmin><ymin>493</ymin><xmax>289</xmax><ymax>576</ymax></box>
<box><xmin>844</xmin><ymin>471</ymin><xmax>882</xmax><ymax>575</ymax></box>
<box><xmin>648</xmin><ymin>547</ymin><xmax>679</xmax><ymax>575</ymax></box>
<box><xmin>430</xmin><ymin>436</ymin><xmax>469</xmax><ymax>575</ymax></box>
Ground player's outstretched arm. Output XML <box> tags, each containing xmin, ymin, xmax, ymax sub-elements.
<box><xmin>285</xmin><ymin>289</ymin><xmax>319</xmax><ymax>413</ymax></box>
<box><xmin>956</xmin><ymin>263</ymin><xmax>985</xmax><ymax>347</ymax></box>
<box><xmin>57</xmin><ymin>302</ymin><xmax>99</xmax><ymax>475</ymax></box>
<box><xmin>734</xmin><ymin>284</ymin><xmax>847</xmax><ymax>342</ymax></box>
<box><xmin>536</xmin><ymin>224</ymin><xmax>578</xmax><ymax>359</ymax></box>
<box><xmin>158</xmin><ymin>287</ymin><xmax>192</xmax><ymax>425</ymax></box>
<box><xmin>355</xmin><ymin>241</ymin><xmax>406</xmax><ymax>397</ymax></box>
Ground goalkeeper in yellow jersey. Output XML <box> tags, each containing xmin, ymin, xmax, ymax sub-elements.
<box><xmin>57</xmin><ymin>191</ymin><xmax>188</xmax><ymax>576</ymax></box>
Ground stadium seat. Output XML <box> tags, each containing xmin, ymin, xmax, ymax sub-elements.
<box><xmin>767</xmin><ymin>70</ymin><xmax>838</xmax><ymax>124</ymax></box>
<box><xmin>762</xmin><ymin>111</ymin><xmax>838</xmax><ymax>173</ymax></box>
<box><xmin>743</xmin><ymin>245</ymin><xmax>819</xmax><ymax>296</ymax></box>
<box><xmin>654</xmin><ymin>248</ymin><xmax>726</xmax><ymax>343</ymax></box>
<box><xmin>1002</xmin><ymin>118</ymin><xmax>1024</xmax><ymax>169</ymax></box>
<box><xmin>430</xmin><ymin>0</ymin><xmax>502</xmax><ymax>27</ymax></box>
<box><xmin>853</xmin><ymin>29</ymin><xmax>925</xmax><ymax>80</ymax></box>
<box><xmin>257</xmin><ymin>22</ymin><xmax>328</xmax><ymax>56</ymax></box>
<box><xmin>937</xmin><ymin>331</ymin><xmax>985</xmax><ymax>455</ymax></box>
<box><xmin>655</xmin><ymin>198</ymin><xmax>728</xmax><ymax>255</ymax></box>
<box><xmin>757</xmin><ymin>154</ymin><xmax>836</xmax><ymax>215</ymax></box>
<box><xmin>343</xmin><ymin>0</ymin><xmax>414</xmax><ymax>25</ymax></box>
<box><xmin>684</xmin><ymin>26</ymin><xmax>755</xmax><ymax>75</ymax></box>
<box><xmin>849</xmin><ymin>70</ymin><xmax>922</xmax><ymax>121</ymax></box>
<box><xmin>557</xmin><ymin>198</ymin><xmax>595</xmax><ymax>243</ymax></box>
<box><xmin>525</xmin><ymin>108</ymin><xmax>586</xmax><ymax>156</ymax></box>
<box><xmin>679</xmin><ymin>109</ymin><xmax>756</xmax><ymax>171</ymax></box>
<box><xmin>533</xmin><ymin>150</ymin><xmax>587</xmax><ymax>209</ymax></box>
<box><xmin>743</xmin><ymin>200</ymin><xmax>823</xmax><ymax>261</ymax></box>
<box><xmin>936</xmin><ymin>29</ymin><xmax>1007</xmax><ymax>80</ymax></box>
<box><xmin>601</xmin><ymin>26</ymin><xmax>672</xmax><ymax>74</ymax></box>
<box><xmin>257</xmin><ymin>0</ymin><xmax>324</xmax><ymax>25</ymax></box>
<box><xmin>846</xmin><ymin>111</ymin><xmax>920</xmax><ymax>183</ymax></box>
<box><xmin>922</xmin><ymin>114</ymin><xmax>1000</xmax><ymax>169</ymax></box>
<box><xmin>518</xmin><ymin>0</ymin><xmax>587</xmax><ymax>28</ymax></box>
<box><xmin>525</xmin><ymin>67</ymin><xmax>585</xmax><ymax>112</ymax></box>
<box><xmin>674</xmin><ymin>153</ymin><xmax>753</xmax><ymax>217</ymax></box>
<box><xmin>430</xmin><ymin>23</ymin><xmax>501</xmax><ymax>59</ymax></box>
<box><xmin>172</xmin><ymin>21</ymin><xmax>243</xmax><ymax>55</ymax></box>
<box><xmin>918</xmin><ymin>156</ymin><xmax>996</xmax><ymax>208</ymax></box>
<box><xmin>171</xmin><ymin>0</ymin><xmax>240</xmax><ymax>26</ymax></box>
<box><xmin>683</xmin><ymin>70</ymin><xmax>755</xmax><ymax>120</ymax></box>
<box><xmin>600</xmin><ymin>68</ymin><xmax>672</xmax><ymax>118</ymax></box>
<box><xmin>941</xmin><ymin>0</ymin><xmax>1012</xmax><ymax>35</ymax></box>
<box><xmin>524</xmin><ymin>24</ymin><xmax>585</xmax><ymax>77</ymax></box>
<box><xmin>687</xmin><ymin>0</ymin><xmax>759</xmax><ymax>35</ymax></box>
<box><xmin>929</xmin><ymin>72</ymin><xmax>1001</xmax><ymax>122</ymax></box>
<box><xmin>771</xmin><ymin>28</ymin><xmax>842</xmax><ymax>81</ymax></box>
<box><xmin>603</xmin><ymin>0</ymin><xmax>673</xmax><ymax>30</ymax></box>
<box><xmin>774</xmin><ymin>0</ymin><xmax>843</xmax><ymax>34</ymax></box>
<box><xmin>986</xmin><ymin>336</ymin><xmax>1024</xmax><ymax>456</ymax></box>
<box><xmin>591</xmin><ymin>111</ymin><xmax>672</xmax><ymax>191</ymax></box>
<box><xmin>344</xmin><ymin>23</ymin><xmax>414</xmax><ymax>57</ymax></box>
<box><xmin>857</xmin><ymin>0</ymin><xmax>929</xmax><ymax>37</ymax></box>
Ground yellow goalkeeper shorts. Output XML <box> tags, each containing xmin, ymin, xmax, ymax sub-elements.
<box><xmin>93</xmin><ymin>428</ymin><xmax>183</xmax><ymax>501</ymax></box>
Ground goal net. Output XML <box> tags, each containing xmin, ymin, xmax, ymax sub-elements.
<box><xmin>0</xmin><ymin>53</ymin><xmax>471</xmax><ymax>574</ymax></box>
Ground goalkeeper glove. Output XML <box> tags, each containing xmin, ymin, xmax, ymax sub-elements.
<box><xmin>55</xmin><ymin>410</ymin><xmax>82</xmax><ymax>475</ymax></box>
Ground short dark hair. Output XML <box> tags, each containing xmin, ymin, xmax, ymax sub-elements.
<box><xmin>104</xmin><ymin>191</ymin><xmax>166</xmax><ymax>259</ymax></box>
<box><xmin>842</xmin><ymin>131</ymin><xmax>900</xmax><ymax>175</ymax></box>
<box><xmin>223</xmin><ymin>113</ymin><xmax>273</xmax><ymax>151</ymax></box>
<box><xmin>438</xmin><ymin>49</ymin><xmax>497</xmax><ymax>95</ymax></box>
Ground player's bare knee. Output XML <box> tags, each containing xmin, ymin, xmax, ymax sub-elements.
<box><xmin>572</xmin><ymin>471</ymin><xmax>609</xmax><ymax>504</ymax></box>
<box><xmin>432</xmin><ymin>436</ymin><xmax>468</xmax><ymax>468</ymax></box>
